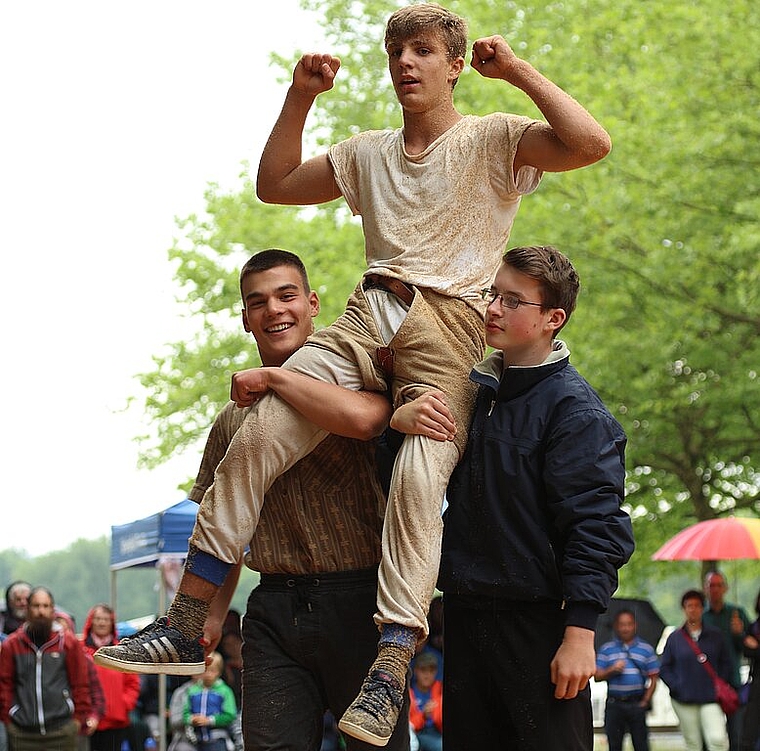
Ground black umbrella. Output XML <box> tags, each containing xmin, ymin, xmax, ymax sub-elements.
<box><xmin>594</xmin><ymin>597</ymin><xmax>667</xmax><ymax>652</ymax></box>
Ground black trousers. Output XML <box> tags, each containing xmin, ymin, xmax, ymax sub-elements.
<box><xmin>90</xmin><ymin>727</ymin><xmax>129</xmax><ymax>751</ymax></box>
<box><xmin>739</xmin><ymin>678</ymin><xmax>760</xmax><ymax>751</ymax></box>
<box><xmin>605</xmin><ymin>697</ymin><xmax>650</xmax><ymax>751</ymax></box>
<box><xmin>241</xmin><ymin>568</ymin><xmax>410</xmax><ymax>751</ymax></box>
<box><xmin>443</xmin><ymin>596</ymin><xmax>593</xmax><ymax>751</ymax></box>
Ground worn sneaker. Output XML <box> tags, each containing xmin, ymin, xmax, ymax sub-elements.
<box><xmin>92</xmin><ymin>617</ymin><xmax>204</xmax><ymax>675</ymax></box>
<box><xmin>338</xmin><ymin>669</ymin><xmax>404</xmax><ymax>747</ymax></box>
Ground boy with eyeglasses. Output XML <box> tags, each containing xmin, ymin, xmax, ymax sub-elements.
<box><xmin>437</xmin><ymin>245</ymin><xmax>635</xmax><ymax>750</ymax></box>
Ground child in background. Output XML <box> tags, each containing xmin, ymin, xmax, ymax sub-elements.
<box><xmin>183</xmin><ymin>652</ymin><xmax>236</xmax><ymax>751</ymax></box>
<box><xmin>408</xmin><ymin>651</ymin><xmax>442</xmax><ymax>751</ymax></box>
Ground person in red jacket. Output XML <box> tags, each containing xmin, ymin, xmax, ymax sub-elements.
<box><xmin>409</xmin><ymin>650</ymin><xmax>442</xmax><ymax>751</ymax></box>
<box><xmin>81</xmin><ymin>604</ymin><xmax>140</xmax><ymax>751</ymax></box>
<box><xmin>0</xmin><ymin>586</ymin><xmax>92</xmax><ymax>750</ymax></box>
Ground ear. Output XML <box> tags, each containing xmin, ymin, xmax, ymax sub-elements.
<box><xmin>309</xmin><ymin>291</ymin><xmax>320</xmax><ymax>317</ymax></box>
<box><xmin>546</xmin><ymin>307</ymin><xmax>567</xmax><ymax>333</ymax></box>
<box><xmin>448</xmin><ymin>55</ymin><xmax>465</xmax><ymax>83</ymax></box>
<box><xmin>241</xmin><ymin>309</ymin><xmax>252</xmax><ymax>333</ymax></box>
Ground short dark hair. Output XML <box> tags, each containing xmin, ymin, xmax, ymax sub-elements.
<box><xmin>503</xmin><ymin>245</ymin><xmax>580</xmax><ymax>332</ymax></box>
<box><xmin>681</xmin><ymin>589</ymin><xmax>705</xmax><ymax>608</ymax></box>
<box><xmin>613</xmin><ymin>608</ymin><xmax>636</xmax><ymax>625</ymax></box>
<box><xmin>239</xmin><ymin>249</ymin><xmax>310</xmax><ymax>299</ymax></box>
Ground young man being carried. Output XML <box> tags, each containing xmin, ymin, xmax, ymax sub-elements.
<box><xmin>97</xmin><ymin>4</ymin><xmax>612</xmax><ymax>746</ymax></box>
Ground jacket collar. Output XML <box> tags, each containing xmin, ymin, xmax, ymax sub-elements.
<box><xmin>471</xmin><ymin>340</ymin><xmax>570</xmax><ymax>400</ymax></box>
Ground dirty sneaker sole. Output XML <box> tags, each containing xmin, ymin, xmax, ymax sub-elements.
<box><xmin>92</xmin><ymin>644</ymin><xmax>206</xmax><ymax>675</ymax></box>
<box><xmin>93</xmin><ymin>648</ymin><xmax>204</xmax><ymax>675</ymax></box>
<box><xmin>337</xmin><ymin>716</ymin><xmax>391</xmax><ymax>747</ymax></box>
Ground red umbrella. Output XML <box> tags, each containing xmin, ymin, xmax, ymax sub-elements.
<box><xmin>652</xmin><ymin>517</ymin><xmax>760</xmax><ymax>561</ymax></box>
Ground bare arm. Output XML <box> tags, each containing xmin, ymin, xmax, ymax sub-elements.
<box><xmin>230</xmin><ymin>367</ymin><xmax>391</xmax><ymax>440</ymax></box>
<box><xmin>550</xmin><ymin>625</ymin><xmax>596</xmax><ymax>699</ymax></box>
<box><xmin>641</xmin><ymin>674</ymin><xmax>658</xmax><ymax>707</ymax></box>
<box><xmin>471</xmin><ymin>35</ymin><xmax>611</xmax><ymax>174</ymax></box>
<box><xmin>594</xmin><ymin>658</ymin><xmax>626</xmax><ymax>682</ymax></box>
<box><xmin>256</xmin><ymin>53</ymin><xmax>343</xmax><ymax>205</ymax></box>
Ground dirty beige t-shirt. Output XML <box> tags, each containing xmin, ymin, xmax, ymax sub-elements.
<box><xmin>328</xmin><ymin>113</ymin><xmax>542</xmax><ymax>312</ymax></box>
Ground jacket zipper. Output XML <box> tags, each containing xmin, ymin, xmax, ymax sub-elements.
<box><xmin>35</xmin><ymin>649</ymin><xmax>46</xmax><ymax>735</ymax></box>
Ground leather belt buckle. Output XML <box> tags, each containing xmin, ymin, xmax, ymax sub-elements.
<box><xmin>363</xmin><ymin>273</ymin><xmax>414</xmax><ymax>306</ymax></box>
<box><xmin>376</xmin><ymin>346</ymin><xmax>395</xmax><ymax>377</ymax></box>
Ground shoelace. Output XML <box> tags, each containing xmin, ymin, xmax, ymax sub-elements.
<box><xmin>355</xmin><ymin>671</ymin><xmax>403</xmax><ymax>717</ymax></box>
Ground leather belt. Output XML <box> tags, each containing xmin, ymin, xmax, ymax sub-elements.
<box><xmin>363</xmin><ymin>273</ymin><xmax>415</xmax><ymax>306</ymax></box>
<box><xmin>259</xmin><ymin>567</ymin><xmax>378</xmax><ymax>589</ymax></box>
<box><xmin>608</xmin><ymin>694</ymin><xmax>644</xmax><ymax>702</ymax></box>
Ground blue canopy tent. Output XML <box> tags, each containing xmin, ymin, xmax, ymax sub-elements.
<box><xmin>110</xmin><ymin>496</ymin><xmax>198</xmax><ymax>631</ymax></box>
<box><xmin>109</xmin><ymin>498</ymin><xmax>198</xmax><ymax>751</ymax></box>
<box><xmin>110</xmin><ymin>497</ymin><xmax>198</xmax><ymax>571</ymax></box>
<box><xmin>110</xmin><ymin>497</ymin><xmax>197</xmax><ymax>617</ymax></box>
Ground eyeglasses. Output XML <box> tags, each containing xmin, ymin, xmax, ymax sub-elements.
<box><xmin>480</xmin><ymin>287</ymin><xmax>545</xmax><ymax>310</ymax></box>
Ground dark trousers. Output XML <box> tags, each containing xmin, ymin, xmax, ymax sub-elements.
<box><xmin>443</xmin><ymin>596</ymin><xmax>593</xmax><ymax>751</ymax></box>
<box><xmin>605</xmin><ymin>697</ymin><xmax>650</xmax><ymax>751</ymax></box>
<box><xmin>739</xmin><ymin>679</ymin><xmax>760</xmax><ymax>751</ymax></box>
<box><xmin>197</xmin><ymin>741</ymin><xmax>228</xmax><ymax>751</ymax></box>
<box><xmin>728</xmin><ymin>704</ymin><xmax>746</xmax><ymax>751</ymax></box>
<box><xmin>90</xmin><ymin>728</ymin><xmax>129</xmax><ymax>751</ymax></box>
<box><xmin>416</xmin><ymin>726</ymin><xmax>443</xmax><ymax>751</ymax></box>
<box><xmin>241</xmin><ymin>568</ymin><xmax>410</xmax><ymax>751</ymax></box>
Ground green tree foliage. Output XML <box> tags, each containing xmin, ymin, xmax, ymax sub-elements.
<box><xmin>0</xmin><ymin>540</ymin><xmax>142</xmax><ymax>628</ymax></box>
<box><xmin>137</xmin><ymin>190</ymin><xmax>365</xmax><ymax>473</ymax></box>
<box><xmin>136</xmin><ymin>0</ymin><xmax>759</xmax><ymax>590</ymax></box>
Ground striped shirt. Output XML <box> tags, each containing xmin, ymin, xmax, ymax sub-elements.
<box><xmin>596</xmin><ymin>636</ymin><xmax>660</xmax><ymax>697</ymax></box>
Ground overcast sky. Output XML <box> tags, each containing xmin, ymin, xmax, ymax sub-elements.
<box><xmin>0</xmin><ymin>1</ymin><xmax>327</xmax><ymax>556</ymax></box>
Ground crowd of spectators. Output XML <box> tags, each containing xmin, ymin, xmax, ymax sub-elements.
<box><xmin>0</xmin><ymin>590</ymin><xmax>246</xmax><ymax>751</ymax></box>
<box><xmin>1</xmin><ymin>578</ymin><xmax>758</xmax><ymax>751</ymax></box>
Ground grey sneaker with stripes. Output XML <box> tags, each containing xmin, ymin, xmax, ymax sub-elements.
<box><xmin>93</xmin><ymin>616</ymin><xmax>204</xmax><ymax>675</ymax></box>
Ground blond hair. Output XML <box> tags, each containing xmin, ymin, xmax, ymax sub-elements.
<box><xmin>385</xmin><ymin>3</ymin><xmax>468</xmax><ymax>61</ymax></box>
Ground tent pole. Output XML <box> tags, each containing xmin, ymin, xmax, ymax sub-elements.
<box><xmin>110</xmin><ymin>568</ymin><xmax>117</xmax><ymax>613</ymax></box>
<box><xmin>157</xmin><ymin>564</ymin><xmax>167</xmax><ymax>751</ymax></box>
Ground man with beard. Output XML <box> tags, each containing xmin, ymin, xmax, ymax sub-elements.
<box><xmin>0</xmin><ymin>586</ymin><xmax>91</xmax><ymax>750</ymax></box>
<box><xmin>0</xmin><ymin>582</ymin><xmax>32</xmax><ymax>636</ymax></box>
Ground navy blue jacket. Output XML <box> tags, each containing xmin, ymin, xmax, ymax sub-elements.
<box><xmin>438</xmin><ymin>345</ymin><xmax>634</xmax><ymax>630</ymax></box>
<box><xmin>660</xmin><ymin>625</ymin><xmax>732</xmax><ymax>704</ymax></box>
